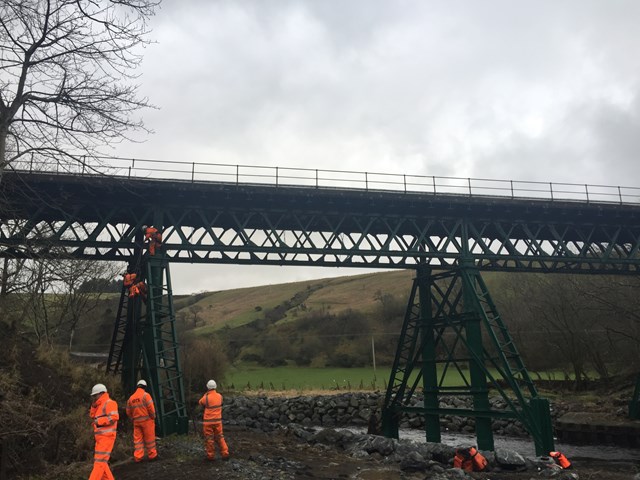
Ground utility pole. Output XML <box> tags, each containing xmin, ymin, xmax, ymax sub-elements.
<box><xmin>371</xmin><ymin>335</ymin><xmax>376</xmax><ymax>377</ymax></box>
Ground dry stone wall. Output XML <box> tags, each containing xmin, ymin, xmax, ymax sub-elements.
<box><xmin>224</xmin><ymin>392</ymin><xmax>531</xmax><ymax>436</ymax></box>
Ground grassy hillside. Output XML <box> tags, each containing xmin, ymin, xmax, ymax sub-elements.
<box><xmin>70</xmin><ymin>269</ymin><xmax>510</xmax><ymax>358</ymax></box>
<box><xmin>186</xmin><ymin>269</ymin><xmax>414</xmax><ymax>334</ymax></box>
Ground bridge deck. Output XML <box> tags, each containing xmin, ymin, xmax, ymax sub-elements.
<box><xmin>1</xmin><ymin>170</ymin><xmax>640</xmax><ymax>272</ymax></box>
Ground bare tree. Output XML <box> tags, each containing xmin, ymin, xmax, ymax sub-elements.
<box><xmin>189</xmin><ymin>304</ymin><xmax>203</xmax><ymax>328</ymax></box>
<box><xmin>16</xmin><ymin>257</ymin><xmax>121</xmax><ymax>346</ymax></box>
<box><xmin>0</xmin><ymin>0</ymin><xmax>159</xmax><ymax>180</ymax></box>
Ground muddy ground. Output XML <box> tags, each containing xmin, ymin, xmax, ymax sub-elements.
<box><xmin>104</xmin><ymin>425</ymin><xmax>639</xmax><ymax>480</ymax></box>
<box><xmin>2</xmin><ymin>324</ymin><xmax>638</xmax><ymax>480</ymax></box>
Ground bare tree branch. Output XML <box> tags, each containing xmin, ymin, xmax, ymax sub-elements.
<box><xmin>0</xmin><ymin>0</ymin><xmax>159</xmax><ymax>180</ymax></box>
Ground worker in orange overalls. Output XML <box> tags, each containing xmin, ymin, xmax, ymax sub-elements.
<box><xmin>198</xmin><ymin>380</ymin><xmax>230</xmax><ymax>461</ymax></box>
<box><xmin>123</xmin><ymin>272</ymin><xmax>137</xmax><ymax>289</ymax></box>
<box><xmin>126</xmin><ymin>379</ymin><xmax>158</xmax><ymax>462</ymax></box>
<box><xmin>89</xmin><ymin>383</ymin><xmax>119</xmax><ymax>480</ymax></box>
<box><xmin>550</xmin><ymin>451</ymin><xmax>571</xmax><ymax>469</ymax></box>
<box><xmin>144</xmin><ymin>226</ymin><xmax>162</xmax><ymax>256</ymax></box>
<box><xmin>453</xmin><ymin>446</ymin><xmax>487</xmax><ymax>472</ymax></box>
<box><xmin>129</xmin><ymin>280</ymin><xmax>147</xmax><ymax>301</ymax></box>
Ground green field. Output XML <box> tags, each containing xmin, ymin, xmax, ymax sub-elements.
<box><xmin>221</xmin><ymin>365</ymin><xmax>575</xmax><ymax>393</ymax></box>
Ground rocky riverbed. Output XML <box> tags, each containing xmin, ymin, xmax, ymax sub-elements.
<box><xmin>107</xmin><ymin>423</ymin><xmax>638</xmax><ymax>480</ymax></box>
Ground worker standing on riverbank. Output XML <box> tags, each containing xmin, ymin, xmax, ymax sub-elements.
<box><xmin>198</xmin><ymin>380</ymin><xmax>230</xmax><ymax>461</ymax></box>
<box><xmin>126</xmin><ymin>379</ymin><xmax>158</xmax><ymax>462</ymax></box>
<box><xmin>89</xmin><ymin>383</ymin><xmax>119</xmax><ymax>480</ymax></box>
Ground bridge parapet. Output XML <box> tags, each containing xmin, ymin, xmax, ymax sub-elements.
<box><xmin>8</xmin><ymin>156</ymin><xmax>640</xmax><ymax>205</ymax></box>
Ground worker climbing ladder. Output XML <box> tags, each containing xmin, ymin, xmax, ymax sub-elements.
<box><xmin>106</xmin><ymin>226</ymin><xmax>189</xmax><ymax>436</ymax></box>
<box><xmin>381</xmin><ymin>261</ymin><xmax>555</xmax><ymax>455</ymax></box>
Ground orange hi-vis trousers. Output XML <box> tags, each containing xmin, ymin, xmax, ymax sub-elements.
<box><xmin>89</xmin><ymin>432</ymin><xmax>116</xmax><ymax>480</ymax></box>
<box><xmin>133</xmin><ymin>419</ymin><xmax>157</xmax><ymax>462</ymax></box>
<box><xmin>203</xmin><ymin>423</ymin><xmax>229</xmax><ymax>460</ymax></box>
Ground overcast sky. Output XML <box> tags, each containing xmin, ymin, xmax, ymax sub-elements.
<box><xmin>113</xmin><ymin>0</ymin><xmax>640</xmax><ymax>294</ymax></box>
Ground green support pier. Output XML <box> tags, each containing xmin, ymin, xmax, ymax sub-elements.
<box><xmin>106</xmin><ymin>236</ymin><xmax>188</xmax><ymax>436</ymax></box>
<box><xmin>382</xmin><ymin>262</ymin><xmax>555</xmax><ymax>455</ymax></box>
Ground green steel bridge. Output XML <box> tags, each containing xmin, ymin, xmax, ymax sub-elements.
<box><xmin>1</xmin><ymin>157</ymin><xmax>640</xmax><ymax>454</ymax></box>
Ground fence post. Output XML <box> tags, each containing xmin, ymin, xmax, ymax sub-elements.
<box><xmin>510</xmin><ymin>180</ymin><xmax>514</xmax><ymax>198</ymax></box>
<box><xmin>315</xmin><ymin>169</ymin><xmax>318</xmax><ymax>188</ymax></box>
<box><xmin>191</xmin><ymin>162</ymin><xmax>195</xmax><ymax>183</ymax></box>
<box><xmin>432</xmin><ymin>176</ymin><xmax>436</xmax><ymax>195</ymax></box>
<box><xmin>236</xmin><ymin>165</ymin><xmax>239</xmax><ymax>186</ymax></box>
<box><xmin>468</xmin><ymin>177</ymin><xmax>472</xmax><ymax>196</ymax></box>
<box><xmin>365</xmin><ymin>172</ymin><xmax>368</xmax><ymax>191</ymax></box>
<box><xmin>585</xmin><ymin>184</ymin><xmax>589</xmax><ymax>203</ymax></box>
<box><xmin>276</xmin><ymin>166</ymin><xmax>279</xmax><ymax>187</ymax></box>
<box><xmin>403</xmin><ymin>174</ymin><xmax>407</xmax><ymax>193</ymax></box>
<box><xmin>549</xmin><ymin>182</ymin><xmax>554</xmax><ymax>201</ymax></box>
<box><xmin>618</xmin><ymin>186</ymin><xmax>623</xmax><ymax>204</ymax></box>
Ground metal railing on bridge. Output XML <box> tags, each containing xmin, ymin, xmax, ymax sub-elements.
<box><xmin>10</xmin><ymin>155</ymin><xmax>640</xmax><ymax>205</ymax></box>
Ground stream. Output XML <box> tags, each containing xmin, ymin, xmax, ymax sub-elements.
<box><xmin>343</xmin><ymin>427</ymin><xmax>640</xmax><ymax>463</ymax></box>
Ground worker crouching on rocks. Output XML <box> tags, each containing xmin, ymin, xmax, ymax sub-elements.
<box><xmin>89</xmin><ymin>383</ymin><xmax>119</xmax><ymax>480</ymax></box>
<box><xmin>198</xmin><ymin>379</ymin><xmax>230</xmax><ymax>461</ymax></box>
<box><xmin>453</xmin><ymin>446</ymin><xmax>488</xmax><ymax>472</ymax></box>
<box><xmin>550</xmin><ymin>451</ymin><xmax>571</xmax><ymax>469</ymax></box>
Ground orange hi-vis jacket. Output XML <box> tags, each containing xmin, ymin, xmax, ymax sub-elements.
<box><xmin>126</xmin><ymin>387</ymin><xmax>156</xmax><ymax>423</ymax></box>
<box><xmin>144</xmin><ymin>226</ymin><xmax>159</xmax><ymax>240</ymax></box>
<box><xmin>453</xmin><ymin>447</ymin><xmax>487</xmax><ymax>472</ymax></box>
<box><xmin>199</xmin><ymin>390</ymin><xmax>223</xmax><ymax>425</ymax></box>
<box><xmin>91</xmin><ymin>392</ymin><xmax>119</xmax><ymax>436</ymax></box>
<box><xmin>123</xmin><ymin>273</ymin><xmax>137</xmax><ymax>287</ymax></box>
<box><xmin>550</xmin><ymin>451</ymin><xmax>571</xmax><ymax>469</ymax></box>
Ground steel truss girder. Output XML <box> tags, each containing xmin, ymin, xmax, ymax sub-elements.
<box><xmin>1</xmin><ymin>171</ymin><xmax>640</xmax><ymax>273</ymax></box>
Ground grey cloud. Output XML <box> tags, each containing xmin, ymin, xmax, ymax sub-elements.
<box><xmin>115</xmin><ymin>1</ymin><xmax>640</xmax><ymax>291</ymax></box>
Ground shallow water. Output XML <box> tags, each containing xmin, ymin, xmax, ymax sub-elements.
<box><xmin>344</xmin><ymin>427</ymin><xmax>640</xmax><ymax>462</ymax></box>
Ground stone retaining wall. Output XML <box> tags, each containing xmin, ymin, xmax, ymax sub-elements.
<box><xmin>225</xmin><ymin>392</ymin><xmax>532</xmax><ymax>436</ymax></box>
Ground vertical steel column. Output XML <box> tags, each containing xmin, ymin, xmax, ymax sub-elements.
<box><xmin>460</xmin><ymin>260</ymin><xmax>494</xmax><ymax>451</ymax></box>
<box><xmin>418</xmin><ymin>265</ymin><xmax>441</xmax><ymax>443</ymax></box>
<box><xmin>122</xmin><ymin>296</ymin><xmax>143</xmax><ymax>395</ymax></box>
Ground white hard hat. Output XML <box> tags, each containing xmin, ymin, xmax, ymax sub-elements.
<box><xmin>137</xmin><ymin>379</ymin><xmax>147</xmax><ymax>387</ymax></box>
<box><xmin>206</xmin><ymin>380</ymin><xmax>217</xmax><ymax>390</ymax></box>
<box><xmin>91</xmin><ymin>383</ymin><xmax>107</xmax><ymax>396</ymax></box>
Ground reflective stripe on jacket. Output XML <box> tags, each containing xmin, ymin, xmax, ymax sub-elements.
<box><xmin>126</xmin><ymin>387</ymin><xmax>156</xmax><ymax>423</ymax></box>
<box><xmin>199</xmin><ymin>390</ymin><xmax>223</xmax><ymax>424</ymax></box>
<box><xmin>90</xmin><ymin>393</ymin><xmax>119</xmax><ymax>435</ymax></box>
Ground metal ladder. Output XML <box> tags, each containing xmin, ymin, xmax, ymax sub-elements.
<box><xmin>106</xmin><ymin>254</ymin><xmax>188</xmax><ymax>436</ymax></box>
<box><xmin>143</xmin><ymin>256</ymin><xmax>188</xmax><ymax>436</ymax></box>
